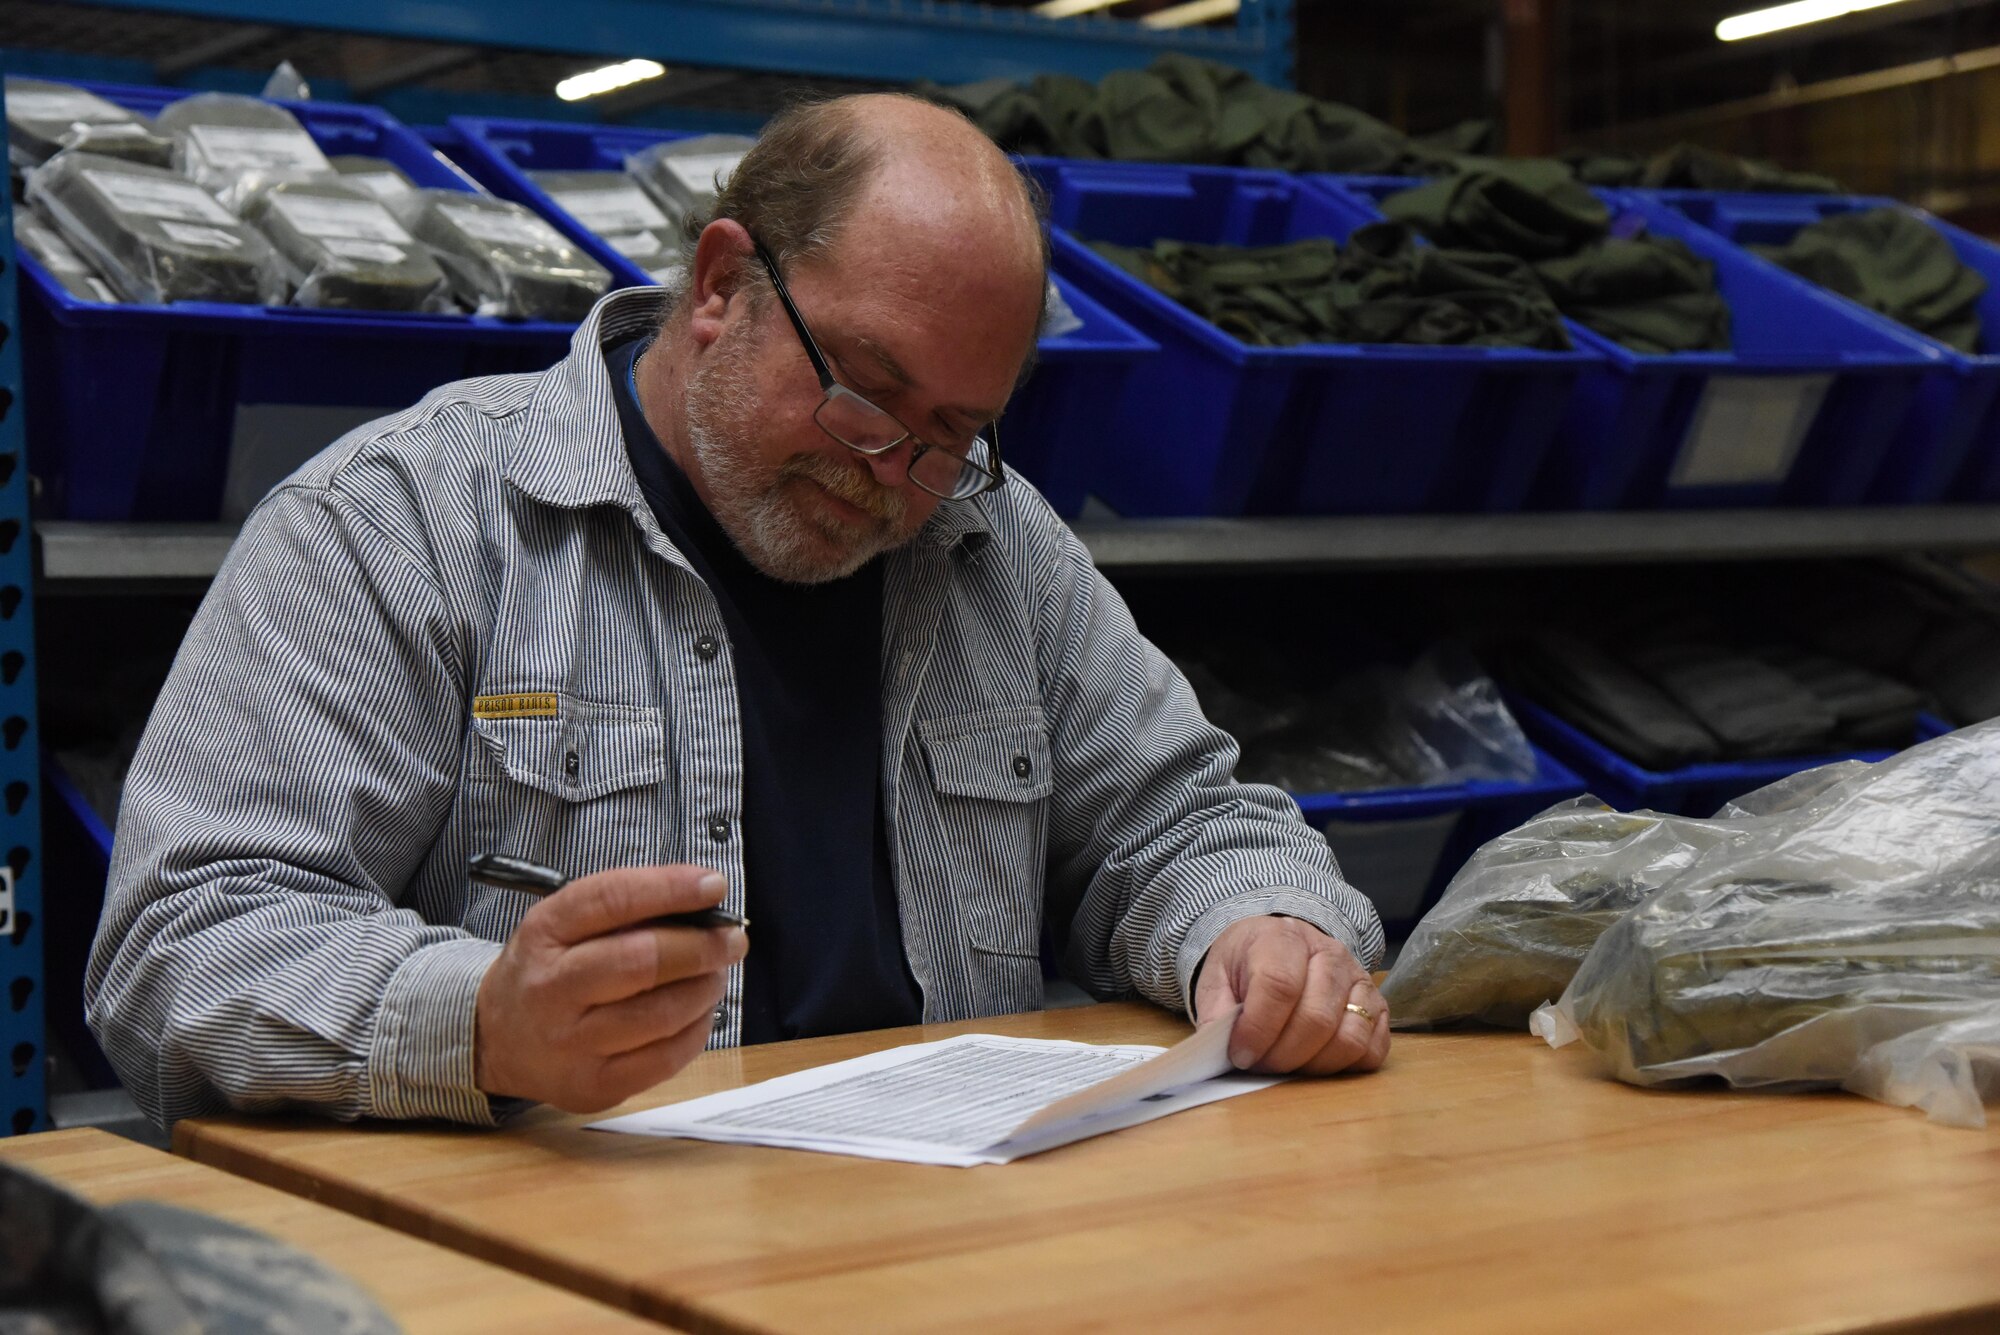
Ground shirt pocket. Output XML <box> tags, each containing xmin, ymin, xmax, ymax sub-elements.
<box><xmin>462</xmin><ymin>697</ymin><xmax>669</xmax><ymax>936</ymax></box>
<box><xmin>916</xmin><ymin>705</ymin><xmax>1052</xmax><ymax>1014</ymax></box>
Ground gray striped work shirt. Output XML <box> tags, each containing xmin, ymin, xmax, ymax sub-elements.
<box><xmin>87</xmin><ymin>289</ymin><xmax>1384</xmax><ymax>1128</ymax></box>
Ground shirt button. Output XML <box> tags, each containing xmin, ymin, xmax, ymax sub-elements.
<box><xmin>694</xmin><ymin>635</ymin><xmax>720</xmax><ymax>661</ymax></box>
<box><xmin>708</xmin><ymin>816</ymin><xmax>731</xmax><ymax>842</ymax></box>
<box><xmin>1012</xmin><ymin>754</ymin><xmax>1032</xmax><ymax>779</ymax></box>
<box><xmin>712</xmin><ymin>1009</ymin><xmax>728</xmax><ymax>1032</ymax></box>
<box><xmin>564</xmin><ymin>751</ymin><xmax>581</xmax><ymax>779</ymax></box>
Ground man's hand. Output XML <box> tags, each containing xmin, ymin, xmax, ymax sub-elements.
<box><xmin>1192</xmin><ymin>915</ymin><xmax>1388</xmax><ymax>1075</ymax></box>
<box><xmin>474</xmin><ymin>865</ymin><xmax>748</xmax><ymax>1112</ymax></box>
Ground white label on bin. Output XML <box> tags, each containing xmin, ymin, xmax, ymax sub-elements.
<box><xmin>7</xmin><ymin>87</ymin><xmax>131</xmax><ymax>123</ymax></box>
<box><xmin>322</xmin><ymin>237</ymin><xmax>410</xmax><ymax>263</ymax></box>
<box><xmin>662</xmin><ymin>151</ymin><xmax>743</xmax><ymax>197</ymax></box>
<box><xmin>1669</xmin><ymin>374</ymin><xmax>1833</xmax><ymax>489</ymax></box>
<box><xmin>438</xmin><ymin>199</ymin><xmax>567</xmax><ymax>250</ymax></box>
<box><xmin>84</xmin><ymin>169</ymin><xmax>237</xmax><ymax>223</ymax></box>
<box><xmin>550</xmin><ymin>182</ymin><xmax>669</xmax><ymax>233</ymax></box>
<box><xmin>342</xmin><ymin>170</ymin><xmax>413</xmax><ymax>201</ymax></box>
<box><xmin>187</xmin><ymin>124</ymin><xmax>331</xmax><ymax>173</ymax></box>
<box><xmin>159</xmin><ymin>220</ymin><xmax>243</xmax><ymax>250</ymax></box>
<box><xmin>603</xmin><ymin>229</ymin><xmax>668</xmax><ymax>259</ymax></box>
<box><xmin>269</xmin><ymin>191</ymin><xmax>413</xmax><ymax>243</ymax></box>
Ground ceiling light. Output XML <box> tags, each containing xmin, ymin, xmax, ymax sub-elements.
<box><xmin>555</xmin><ymin>58</ymin><xmax>666</xmax><ymax>102</ymax></box>
<box><xmin>1716</xmin><ymin>0</ymin><xmax>1911</xmax><ymax>42</ymax></box>
<box><xmin>1033</xmin><ymin>0</ymin><xmax>1126</xmax><ymax>16</ymax></box>
<box><xmin>1141</xmin><ymin>0</ymin><xmax>1240</xmax><ymax>29</ymax></box>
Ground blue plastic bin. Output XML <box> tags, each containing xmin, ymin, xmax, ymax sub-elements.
<box><xmin>38</xmin><ymin>755</ymin><xmax>117</xmax><ymax>1090</ymax></box>
<box><xmin>441</xmin><ymin>119</ymin><xmax>1159</xmax><ymax>518</ymax></box>
<box><xmin>1289</xmin><ymin>745</ymin><xmax>1586</xmax><ymax>933</ymax></box>
<box><xmin>1632</xmin><ymin>190</ymin><xmax>2000</xmax><ymax>505</ymax></box>
<box><xmin>15</xmin><ymin>80</ymin><xmax>578</xmax><ymax>522</ymax></box>
<box><xmin>1021</xmin><ymin>159</ymin><xmax>1597</xmax><ymax>518</ymax></box>
<box><xmin>1508</xmin><ymin>695</ymin><xmax>1904</xmax><ymax>817</ymax></box>
<box><xmin>1315</xmin><ymin>175</ymin><xmax>1942</xmax><ymax>511</ymax></box>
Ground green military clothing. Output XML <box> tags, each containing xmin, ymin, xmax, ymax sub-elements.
<box><xmin>1560</xmin><ymin>143</ymin><xmax>1842</xmax><ymax>194</ymax></box>
<box><xmin>1380</xmin><ymin>159</ymin><xmax>1610</xmax><ymax>259</ymax></box>
<box><xmin>1753</xmin><ymin>206</ymin><xmax>1987</xmax><ymax>354</ymax></box>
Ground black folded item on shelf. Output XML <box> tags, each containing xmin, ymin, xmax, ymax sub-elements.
<box><xmin>1498</xmin><ymin>631</ymin><xmax>1722</xmax><ymax>770</ymax></box>
<box><xmin>1619</xmin><ymin>631</ymin><xmax>1839</xmax><ymax>760</ymax></box>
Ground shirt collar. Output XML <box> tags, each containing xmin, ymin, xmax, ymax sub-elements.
<box><xmin>501</xmin><ymin>287</ymin><xmax>994</xmax><ymax>556</ymax></box>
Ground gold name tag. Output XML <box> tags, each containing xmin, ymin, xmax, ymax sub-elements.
<box><xmin>472</xmin><ymin>692</ymin><xmax>560</xmax><ymax>719</ymax></box>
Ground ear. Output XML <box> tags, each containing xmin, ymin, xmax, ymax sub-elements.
<box><xmin>689</xmin><ymin>218</ymin><xmax>758</xmax><ymax>349</ymax></box>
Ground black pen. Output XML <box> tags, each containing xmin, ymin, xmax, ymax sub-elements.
<box><xmin>468</xmin><ymin>853</ymin><xmax>749</xmax><ymax>931</ymax></box>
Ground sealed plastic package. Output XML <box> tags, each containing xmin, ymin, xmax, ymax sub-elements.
<box><xmin>242</xmin><ymin>178</ymin><xmax>448</xmax><ymax>311</ymax></box>
<box><xmin>530</xmin><ymin>168</ymin><xmax>682</xmax><ymax>281</ymax></box>
<box><xmin>330</xmin><ymin>155</ymin><xmax>418</xmax><ymax>203</ymax></box>
<box><xmin>5</xmin><ymin>77</ymin><xmax>173</xmax><ymax>170</ymax></box>
<box><xmin>26</xmin><ymin>151</ymin><xmax>285</xmax><ymax>305</ymax></box>
<box><xmin>154</xmin><ymin>92</ymin><xmax>334</xmax><ymax>211</ymax></box>
<box><xmin>13</xmin><ymin>208</ymin><xmax>121</xmax><ymax>303</ymax></box>
<box><xmin>626</xmin><ymin>134</ymin><xmax>756</xmax><ymax>225</ymax></box>
<box><xmin>393</xmin><ymin>188</ymin><xmax>611</xmax><ymax>320</ymax></box>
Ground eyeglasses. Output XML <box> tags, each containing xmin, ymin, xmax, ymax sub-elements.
<box><xmin>752</xmin><ymin>240</ymin><xmax>1005</xmax><ymax>502</ymax></box>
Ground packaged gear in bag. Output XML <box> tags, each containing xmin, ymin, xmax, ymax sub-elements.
<box><xmin>5</xmin><ymin>77</ymin><xmax>173</xmax><ymax>170</ymax></box>
<box><xmin>626</xmin><ymin>134</ymin><xmax>755</xmax><ymax>226</ymax></box>
<box><xmin>529</xmin><ymin>168</ymin><xmax>682</xmax><ymax>279</ymax></box>
<box><xmin>14</xmin><ymin>207</ymin><xmax>121</xmax><ymax>303</ymax></box>
<box><xmin>330</xmin><ymin>154</ymin><xmax>418</xmax><ymax>203</ymax></box>
<box><xmin>154</xmin><ymin>91</ymin><xmax>334</xmax><ymax>212</ymax></box>
<box><xmin>242</xmin><ymin>178</ymin><xmax>449</xmax><ymax>311</ymax></box>
<box><xmin>26</xmin><ymin>151</ymin><xmax>284</xmax><ymax>305</ymax></box>
<box><xmin>1533</xmin><ymin>721</ymin><xmax>2000</xmax><ymax>1127</ymax></box>
<box><xmin>392</xmin><ymin>188</ymin><xmax>610</xmax><ymax>320</ymax></box>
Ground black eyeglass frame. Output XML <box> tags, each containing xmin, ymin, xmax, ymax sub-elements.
<box><xmin>751</xmin><ymin>240</ymin><xmax>1006</xmax><ymax>501</ymax></box>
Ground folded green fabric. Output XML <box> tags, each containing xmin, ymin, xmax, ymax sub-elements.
<box><xmin>1533</xmin><ymin>235</ymin><xmax>1731</xmax><ymax>353</ymax></box>
<box><xmin>1640</xmin><ymin>143</ymin><xmax>1842</xmax><ymax>194</ymax></box>
<box><xmin>1754</xmin><ymin>207</ymin><xmax>1986</xmax><ymax>354</ymax></box>
<box><xmin>1381</xmin><ymin>160</ymin><xmax>1610</xmax><ymax>260</ymax></box>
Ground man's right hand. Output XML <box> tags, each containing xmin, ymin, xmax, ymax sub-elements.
<box><xmin>473</xmin><ymin>864</ymin><xmax>748</xmax><ymax>1112</ymax></box>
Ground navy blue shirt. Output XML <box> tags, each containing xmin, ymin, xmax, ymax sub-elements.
<box><xmin>607</xmin><ymin>335</ymin><xmax>922</xmax><ymax>1043</ymax></box>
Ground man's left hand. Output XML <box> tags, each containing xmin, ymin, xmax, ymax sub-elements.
<box><xmin>1193</xmin><ymin>916</ymin><xmax>1389</xmax><ymax>1075</ymax></box>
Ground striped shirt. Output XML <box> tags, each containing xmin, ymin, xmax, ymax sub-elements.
<box><xmin>85</xmin><ymin>288</ymin><xmax>1385</xmax><ymax>1128</ymax></box>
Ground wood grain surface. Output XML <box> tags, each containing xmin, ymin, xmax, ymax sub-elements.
<box><xmin>0</xmin><ymin>1127</ymin><xmax>670</xmax><ymax>1333</ymax></box>
<box><xmin>175</xmin><ymin>1002</ymin><xmax>2000</xmax><ymax>1335</ymax></box>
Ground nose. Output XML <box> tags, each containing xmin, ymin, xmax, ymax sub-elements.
<box><xmin>857</xmin><ymin>437</ymin><xmax>914</xmax><ymax>490</ymax></box>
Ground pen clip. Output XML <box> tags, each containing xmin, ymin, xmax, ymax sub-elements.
<box><xmin>468</xmin><ymin>853</ymin><xmax>570</xmax><ymax>893</ymax></box>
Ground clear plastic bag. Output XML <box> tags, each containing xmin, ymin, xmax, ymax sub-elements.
<box><xmin>26</xmin><ymin>150</ymin><xmax>286</xmax><ymax>306</ymax></box>
<box><xmin>1532</xmin><ymin>719</ymin><xmax>2000</xmax><ymax>1127</ymax></box>
<box><xmin>5</xmin><ymin>76</ymin><xmax>173</xmax><ymax>170</ymax></box>
<box><xmin>391</xmin><ymin>188</ymin><xmax>611</xmax><ymax>321</ymax></box>
<box><xmin>13</xmin><ymin>207</ymin><xmax>121</xmax><ymax>303</ymax></box>
<box><xmin>1043</xmin><ymin>279</ymin><xmax>1085</xmax><ymax>338</ymax></box>
<box><xmin>242</xmin><ymin>178</ymin><xmax>449</xmax><ymax>312</ymax></box>
<box><xmin>155</xmin><ymin>92</ymin><xmax>335</xmax><ymax>213</ymax></box>
<box><xmin>330</xmin><ymin>155</ymin><xmax>418</xmax><ymax>203</ymax></box>
<box><xmin>625</xmin><ymin>134</ymin><xmax>756</xmax><ymax>225</ymax></box>
<box><xmin>531</xmin><ymin>168</ymin><xmax>680</xmax><ymax>277</ymax></box>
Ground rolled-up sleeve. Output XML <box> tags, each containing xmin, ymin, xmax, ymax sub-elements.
<box><xmin>86</xmin><ymin>480</ymin><xmax>495</xmax><ymax>1127</ymax></box>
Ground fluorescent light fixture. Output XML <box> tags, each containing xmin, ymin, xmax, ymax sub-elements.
<box><xmin>1141</xmin><ymin>0</ymin><xmax>1240</xmax><ymax>29</ymax></box>
<box><xmin>1716</xmin><ymin>0</ymin><xmax>1911</xmax><ymax>42</ymax></box>
<box><xmin>1033</xmin><ymin>0</ymin><xmax>1125</xmax><ymax>16</ymax></box>
<box><xmin>556</xmin><ymin>58</ymin><xmax>666</xmax><ymax>102</ymax></box>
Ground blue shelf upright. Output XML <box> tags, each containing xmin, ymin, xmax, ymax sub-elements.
<box><xmin>0</xmin><ymin>86</ymin><xmax>48</xmax><ymax>1138</ymax></box>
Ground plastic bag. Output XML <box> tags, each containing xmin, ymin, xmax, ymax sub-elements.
<box><xmin>1533</xmin><ymin>719</ymin><xmax>2000</xmax><ymax>1126</ymax></box>
<box><xmin>155</xmin><ymin>92</ymin><xmax>334</xmax><ymax>213</ymax></box>
<box><xmin>1398</xmin><ymin>644</ymin><xmax>1538</xmax><ymax>786</ymax></box>
<box><xmin>530</xmin><ymin>168</ymin><xmax>680</xmax><ymax>274</ymax></box>
<box><xmin>392</xmin><ymin>188</ymin><xmax>610</xmax><ymax>321</ymax></box>
<box><xmin>26</xmin><ymin>150</ymin><xmax>286</xmax><ymax>306</ymax></box>
<box><xmin>261</xmin><ymin>60</ymin><xmax>311</xmax><ymax>102</ymax></box>
<box><xmin>626</xmin><ymin>133</ymin><xmax>755</xmax><ymax>225</ymax></box>
<box><xmin>5</xmin><ymin>76</ymin><xmax>173</xmax><ymax>170</ymax></box>
<box><xmin>14</xmin><ymin>207</ymin><xmax>121</xmax><ymax>303</ymax></box>
<box><xmin>243</xmin><ymin>178</ymin><xmax>449</xmax><ymax>311</ymax></box>
<box><xmin>1043</xmin><ymin>278</ymin><xmax>1085</xmax><ymax>338</ymax></box>
<box><xmin>331</xmin><ymin>155</ymin><xmax>418</xmax><ymax>203</ymax></box>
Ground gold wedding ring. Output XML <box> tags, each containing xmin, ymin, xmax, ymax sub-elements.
<box><xmin>1345</xmin><ymin>1002</ymin><xmax>1374</xmax><ymax>1024</ymax></box>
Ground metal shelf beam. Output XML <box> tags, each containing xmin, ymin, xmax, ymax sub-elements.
<box><xmin>63</xmin><ymin>0</ymin><xmax>1297</xmax><ymax>89</ymax></box>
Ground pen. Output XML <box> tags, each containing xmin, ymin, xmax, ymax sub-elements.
<box><xmin>468</xmin><ymin>853</ymin><xmax>749</xmax><ymax>931</ymax></box>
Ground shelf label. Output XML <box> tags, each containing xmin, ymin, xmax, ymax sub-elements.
<box><xmin>1669</xmin><ymin>374</ymin><xmax>1832</xmax><ymax>489</ymax></box>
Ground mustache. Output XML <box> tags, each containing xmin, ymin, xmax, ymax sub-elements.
<box><xmin>779</xmin><ymin>451</ymin><xmax>906</xmax><ymax>524</ymax></box>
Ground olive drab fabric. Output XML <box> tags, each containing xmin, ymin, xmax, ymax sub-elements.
<box><xmin>1753</xmin><ymin>206</ymin><xmax>1987</xmax><ymax>354</ymax></box>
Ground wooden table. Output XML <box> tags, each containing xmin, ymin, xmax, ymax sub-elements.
<box><xmin>176</xmin><ymin>1002</ymin><xmax>2000</xmax><ymax>1335</ymax></box>
<box><xmin>0</xmin><ymin>1127</ymin><xmax>669</xmax><ymax>1333</ymax></box>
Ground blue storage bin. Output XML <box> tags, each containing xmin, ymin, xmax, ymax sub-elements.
<box><xmin>442</xmin><ymin>119</ymin><xmax>1159</xmax><ymax>518</ymax></box>
<box><xmin>16</xmin><ymin>80</ymin><xmax>577</xmax><ymax>522</ymax></box>
<box><xmin>1508</xmin><ymin>695</ymin><xmax>1901</xmax><ymax>817</ymax></box>
<box><xmin>1633</xmin><ymin>190</ymin><xmax>2000</xmax><ymax>505</ymax></box>
<box><xmin>1290</xmin><ymin>745</ymin><xmax>1587</xmax><ymax>933</ymax></box>
<box><xmin>39</xmin><ymin>755</ymin><xmax>117</xmax><ymax>1089</ymax></box>
<box><xmin>1317</xmin><ymin>175</ymin><xmax>1942</xmax><ymax>511</ymax></box>
<box><xmin>1021</xmin><ymin>159</ymin><xmax>1596</xmax><ymax>518</ymax></box>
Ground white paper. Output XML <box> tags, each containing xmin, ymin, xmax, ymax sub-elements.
<box><xmin>550</xmin><ymin>182</ymin><xmax>669</xmax><ymax>233</ymax></box>
<box><xmin>662</xmin><ymin>151</ymin><xmax>744</xmax><ymax>197</ymax></box>
<box><xmin>342</xmin><ymin>171</ymin><xmax>413</xmax><ymax>201</ymax></box>
<box><xmin>269</xmin><ymin>192</ymin><xmax>412</xmax><ymax>243</ymax></box>
<box><xmin>321</xmin><ymin>237</ymin><xmax>411</xmax><ymax>263</ymax></box>
<box><xmin>186</xmin><ymin>123</ymin><xmax>331</xmax><ymax>174</ymax></box>
<box><xmin>83</xmin><ymin>169</ymin><xmax>236</xmax><ymax>224</ymax></box>
<box><xmin>590</xmin><ymin>1006</ymin><xmax>1278</xmax><ymax>1166</ymax></box>
<box><xmin>7</xmin><ymin>88</ymin><xmax>130</xmax><ymax>123</ymax></box>
<box><xmin>438</xmin><ymin>199</ymin><xmax>568</xmax><ymax>250</ymax></box>
<box><xmin>157</xmin><ymin>221</ymin><xmax>243</xmax><ymax>250</ymax></box>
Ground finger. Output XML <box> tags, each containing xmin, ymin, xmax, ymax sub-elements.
<box><xmin>573</xmin><ymin>971</ymin><xmax>727</xmax><ymax>1056</ymax></box>
<box><xmin>534</xmin><ymin>865</ymin><xmax>727</xmax><ymax>946</ymax></box>
<box><xmin>558</xmin><ymin>923</ymin><xmax>748</xmax><ymax>1007</ymax></box>
<box><xmin>1299</xmin><ymin>978</ymin><xmax>1387</xmax><ymax>1076</ymax></box>
<box><xmin>588</xmin><ymin>1005</ymin><xmax>718</xmax><ymax>1109</ymax></box>
<box><xmin>1251</xmin><ymin>947</ymin><xmax>1351</xmax><ymax>1074</ymax></box>
<box><xmin>1353</xmin><ymin>984</ymin><xmax>1392</xmax><ymax>1073</ymax></box>
<box><xmin>1192</xmin><ymin>953</ymin><xmax>1241</xmax><ymax>1029</ymax></box>
<box><xmin>1227</xmin><ymin>937</ymin><xmax>1308</xmax><ymax>1070</ymax></box>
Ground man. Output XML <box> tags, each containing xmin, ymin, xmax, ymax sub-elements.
<box><xmin>87</xmin><ymin>94</ymin><xmax>1388</xmax><ymax>1128</ymax></box>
